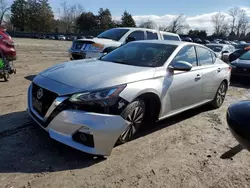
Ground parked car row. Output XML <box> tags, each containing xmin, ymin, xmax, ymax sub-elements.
<box><xmin>181</xmin><ymin>37</ymin><xmax>248</xmax><ymax>48</ymax></box>
<box><xmin>68</xmin><ymin>27</ymin><xmax>250</xmax><ymax>64</ymax></box>
<box><xmin>69</xmin><ymin>27</ymin><xmax>182</xmax><ymax>60</ymax></box>
<box><xmin>34</xmin><ymin>34</ymin><xmax>84</xmax><ymax>41</ymax></box>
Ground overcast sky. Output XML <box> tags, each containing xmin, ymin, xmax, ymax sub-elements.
<box><xmin>6</xmin><ymin>0</ymin><xmax>250</xmax><ymax>34</ymax></box>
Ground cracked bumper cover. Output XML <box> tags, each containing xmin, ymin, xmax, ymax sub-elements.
<box><xmin>27</xmin><ymin>84</ymin><xmax>129</xmax><ymax>156</ymax></box>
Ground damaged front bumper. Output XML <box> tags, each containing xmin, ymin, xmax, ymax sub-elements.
<box><xmin>27</xmin><ymin>83</ymin><xmax>129</xmax><ymax>156</ymax></box>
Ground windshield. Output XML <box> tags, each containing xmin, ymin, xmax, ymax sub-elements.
<box><xmin>239</xmin><ymin>51</ymin><xmax>250</xmax><ymax>60</ymax></box>
<box><xmin>206</xmin><ymin>45</ymin><xmax>223</xmax><ymax>52</ymax></box>
<box><xmin>100</xmin><ymin>42</ymin><xmax>177</xmax><ymax>67</ymax></box>
<box><xmin>97</xmin><ymin>28</ymin><xmax>129</xmax><ymax>41</ymax></box>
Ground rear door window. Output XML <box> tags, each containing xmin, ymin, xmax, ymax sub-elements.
<box><xmin>163</xmin><ymin>35</ymin><xmax>180</xmax><ymax>41</ymax></box>
<box><xmin>127</xmin><ymin>31</ymin><xmax>145</xmax><ymax>41</ymax></box>
<box><xmin>196</xmin><ymin>46</ymin><xmax>214</xmax><ymax>66</ymax></box>
<box><xmin>146</xmin><ymin>31</ymin><xmax>158</xmax><ymax>40</ymax></box>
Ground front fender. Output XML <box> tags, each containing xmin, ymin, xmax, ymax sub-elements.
<box><xmin>119</xmin><ymin>78</ymin><xmax>163</xmax><ymax>103</ymax></box>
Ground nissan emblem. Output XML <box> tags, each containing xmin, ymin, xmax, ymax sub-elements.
<box><xmin>37</xmin><ymin>88</ymin><xmax>43</xmax><ymax>99</ymax></box>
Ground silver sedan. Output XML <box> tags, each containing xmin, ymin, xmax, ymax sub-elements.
<box><xmin>27</xmin><ymin>40</ymin><xmax>231</xmax><ymax>156</ymax></box>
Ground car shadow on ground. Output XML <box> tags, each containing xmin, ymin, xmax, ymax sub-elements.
<box><xmin>0</xmin><ymin>111</ymin><xmax>105</xmax><ymax>174</ymax></box>
<box><xmin>220</xmin><ymin>144</ymin><xmax>244</xmax><ymax>159</ymax></box>
<box><xmin>0</xmin><ymin>105</ymin><xmax>212</xmax><ymax>174</ymax></box>
<box><xmin>132</xmin><ymin>105</ymin><xmax>212</xmax><ymax>141</ymax></box>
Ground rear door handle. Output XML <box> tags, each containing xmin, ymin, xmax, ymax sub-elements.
<box><xmin>217</xmin><ymin>68</ymin><xmax>221</xmax><ymax>72</ymax></box>
<box><xmin>195</xmin><ymin>74</ymin><xmax>201</xmax><ymax>80</ymax></box>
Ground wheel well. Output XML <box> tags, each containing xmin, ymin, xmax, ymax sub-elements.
<box><xmin>222</xmin><ymin>79</ymin><xmax>228</xmax><ymax>88</ymax></box>
<box><xmin>137</xmin><ymin>93</ymin><xmax>161</xmax><ymax>122</ymax></box>
<box><xmin>222</xmin><ymin>79</ymin><xmax>228</xmax><ymax>85</ymax></box>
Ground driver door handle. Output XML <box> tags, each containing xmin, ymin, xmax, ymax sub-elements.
<box><xmin>217</xmin><ymin>68</ymin><xmax>221</xmax><ymax>72</ymax></box>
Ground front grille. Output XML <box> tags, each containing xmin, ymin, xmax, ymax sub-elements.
<box><xmin>72</xmin><ymin>53</ymin><xmax>84</xmax><ymax>60</ymax></box>
<box><xmin>32</xmin><ymin>83</ymin><xmax>58</xmax><ymax>117</ymax></box>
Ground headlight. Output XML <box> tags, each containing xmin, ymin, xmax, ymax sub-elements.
<box><xmin>69</xmin><ymin>84</ymin><xmax>126</xmax><ymax>104</ymax></box>
<box><xmin>88</xmin><ymin>43</ymin><xmax>104</xmax><ymax>52</ymax></box>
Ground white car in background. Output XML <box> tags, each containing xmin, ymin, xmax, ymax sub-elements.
<box><xmin>57</xmin><ymin>35</ymin><xmax>66</xmax><ymax>40</ymax></box>
<box><xmin>68</xmin><ymin>27</ymin><xmax>181</xmax><ymax>60</ymax></box>
<box><xmin>206</xmin><ymin>43</ymin><xmax>235</xmax><ymax>63</ymax></box>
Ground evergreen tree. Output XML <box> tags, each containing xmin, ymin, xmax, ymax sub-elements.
<box><xmin>121</xmin><ymin>11</ymin><xmax>136</xmax><ymax>27</ymax></box>
<box><xmin>37</xmin><ymin>0</ymin><xmax>54</xmax><ymax>32</ymax></box>
<box><xmin>10</xmin><ymin>0</ymin><xmax>28</xmax><ymax>31</ymax></box>
<box><xmin>76</xmin><ymin>12</ymin><xmax>97</xmax><ymax>31</ymax></box>
<box><xmin>97</xmin><ymin>8</ymin><xmax>113</xmax><ymax>29</ymax></box>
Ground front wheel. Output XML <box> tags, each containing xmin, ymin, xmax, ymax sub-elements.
<box><xmin>211</xmin><ymin>81</ymin><xmax>228</xmax><ymax>109</ymax></box>
<box><xmin>117</xmin><ymin>99</ymin><xmax>146</xmax><ymax>144</ymax></box>
<box><xmin>3</xmin><ymin>73</ymin><xmax>9</xmax><ymax>81</ymax></box>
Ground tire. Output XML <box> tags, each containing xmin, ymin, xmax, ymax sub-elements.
<box><xmin>117</xmin><ymin>99</ymin><xmax>146</xmax><ymax>144</ymax></box>
<box><xmin>211</xmin><ymin>81</ymin><xmax>228</xmax><ymax>109</ymax></box>
<box><xmin>3</xmin><ymin>73</ymin><xmax>9</xmax><ymax>81</ymax></box>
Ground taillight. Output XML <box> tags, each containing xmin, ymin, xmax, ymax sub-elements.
<box><xmin>229</xmin><ymin>66</ymin><xmax>232</xmax><ymax>71</ymax></box>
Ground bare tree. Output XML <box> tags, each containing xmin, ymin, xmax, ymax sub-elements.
<box><xmin>163</xmin><ymin>14</ymin><xmax>189</xmax><ymax>34</ymax></box>
<box><xmin>211</xmin><ymin>12</ymin><xmax>229</xmax><ymax>36</ymax></box>
<box><xmin>0</xmin><ymin>0</ymin><xmax>9</xmax><ymax>25</ymax></box>
<box><xmin>236</xmin><ymin>9</ymin><xmax>249</xmax><ymax>36</ymax></box>
<box><xmin>139</xmin><ymin>20</ymin><xmax>158</xmax><ymax>29</ymax></box>
<box><xmin>60</xmin><ymin>0</ymin><xmax>84</xmax><ymax>33</ymax></box>
<box><xmin>228</xmin><ymin>7</ymin><xmax>240</xmax><ymax>33</ymax></box>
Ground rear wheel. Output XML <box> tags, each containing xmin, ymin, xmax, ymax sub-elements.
<box><xmin>117</xmin><ymin>99</ymin><xmax>146</xmax><ymax>144</ymax></box>
<box><xmin>211</xmin><ymin>81</ymin><xmax>227</xmax><ymax>109</ymax></box>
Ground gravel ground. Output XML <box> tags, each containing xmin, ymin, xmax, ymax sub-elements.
<box><xmin>1</xmin><ymin>38</ymin><xmax>250</xmax><ymax>188</ymax></box>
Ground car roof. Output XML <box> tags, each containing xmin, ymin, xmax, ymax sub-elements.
<box><xmin>115</xmin><ymin>27</ymin><xmax>179</xmax><ymax>36</ymax></box>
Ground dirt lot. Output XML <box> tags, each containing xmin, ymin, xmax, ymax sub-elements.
<box><xmin>1</xmin><ymin>38</ymin><xmax>250</xmax><ymax>188</ymax></box>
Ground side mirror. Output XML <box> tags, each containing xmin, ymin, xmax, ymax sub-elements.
<box><xmin>125</xmin><ymin>36</ymin><xmax>136</xmax><ymax>43</ymax></box>
<box><xmin>169</xmin><ymin>61</ymin><xmax>192</xmax><ymax>71</ymax></box>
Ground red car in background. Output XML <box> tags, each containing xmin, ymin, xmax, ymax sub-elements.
<box><xmin>0</xmin><ymin>27</ymin><xmax>16</xmax><ymax>81</ymax></box>
<box><xmin>0</xmin><ymin>27</ymin><xmax>16</xmax><ymax>61</ymax></box>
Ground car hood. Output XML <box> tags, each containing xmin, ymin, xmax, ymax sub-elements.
<box><xmin>232</xmin><ymin>58</ymin><xmax>250</xmax><ymax>68</ymax></box>
<box><xmin>39</xmin><ymin>59</ymin><xmax>156</xmax><ymax>94</ymax></box>
<box><xmin>75</xmin><ymin>38</ymin><xmax>122</xmax><ymax>47</ymax></box>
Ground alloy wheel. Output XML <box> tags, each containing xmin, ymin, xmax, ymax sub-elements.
<box><xmin>216</xmin><ymin>82</ymin><xmax>227</xmax><ymax>106</ymax></box>
<box><xmin>120</xmin><ymin>106</ymin><xmax>145</xmax><ymax>142</ymax></box>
